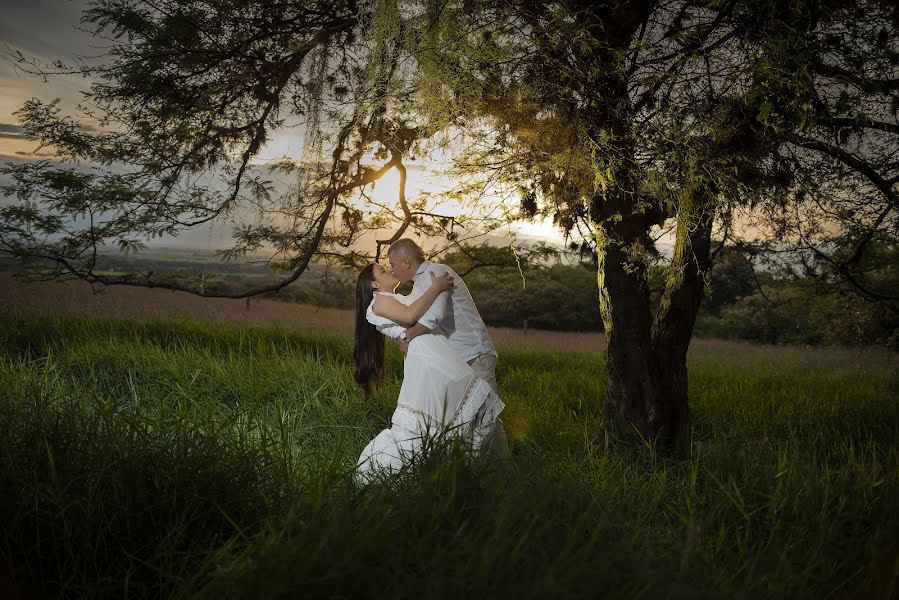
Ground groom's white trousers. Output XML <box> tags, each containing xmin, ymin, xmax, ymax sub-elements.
<box><xmin>467</xmin><ymin>354</ymin><xmax>511</xmax><ymax>459</ymax></box>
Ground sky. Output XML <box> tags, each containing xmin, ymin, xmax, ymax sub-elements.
<box><xmin>0</xmin><ymin>0</ymin><xmax>571</xmax><ymax>251</ymax></box>
<box><xmin>0</xmin><ymin>0</ymin><xmax>95</xmax><ymax>159</ymax></box>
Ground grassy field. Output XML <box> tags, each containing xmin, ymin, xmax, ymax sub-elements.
<box><xmin>0</xmin><ymin>308</ymin><xmax>896</xmax><ymax>599</ymax></box>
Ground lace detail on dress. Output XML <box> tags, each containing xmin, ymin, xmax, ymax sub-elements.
<box><xmin>394</xmin><ymin>374</ymin><xmax>499</xmax><ymax>444</ymax></box>
<box><xmin>397</xmin><ymin>401</ymin><xmax>436</xmax><ymax>420</ymax></box>
<box><xmin>450</xmin><ymin>376</ymin><xmax>480</xmax><ymax>423</ymax></box>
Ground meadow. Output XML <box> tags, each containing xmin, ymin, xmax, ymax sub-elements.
<box><xmin>0</xmin><ymin>308</ymin><xmax>896</xmax><ymax>599</ymax></box>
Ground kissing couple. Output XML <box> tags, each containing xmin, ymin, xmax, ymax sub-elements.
<box><xmin>353</xmin><ymin>238</ymin><xmax>510</xmax><ymax>481</ymax></box>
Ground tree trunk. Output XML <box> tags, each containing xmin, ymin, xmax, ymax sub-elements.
<box><xmin>651</xmin><ymin>187</ymin><xmax>716</xmax><ymax>451</ymax></box>
<box><xmin>575</xmin><ymin>1</ymin><xmax>711</xmax><ymax>453</ymax></box>
<box><xmin>597</xmin><ymin>227</ymin><xmax>665</xmax><ymax>445</ymax></box>
<box><xmin>597</xmin><ymin>183</ymin><xmax>714</xmax><ymax>453</ymax></box>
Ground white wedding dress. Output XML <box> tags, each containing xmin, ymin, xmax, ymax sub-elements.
<box><xmin>356</xmin><ymin>292</ymin><xmax>506</xmax><ymax>482</ymax></box>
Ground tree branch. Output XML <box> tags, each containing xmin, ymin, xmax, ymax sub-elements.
<box><xmin>790</xmin><ymin>135</ymin><xmax>898</xmax><ymax>211</ymax></box>
<box><xmin>816</xmin><ymin>115</ymin><xmax>899</xmax><ymax>136</ymax></box>
<box><xmin>812</xmin><ymin>61</ymin><xmax>899</xmax><ymax>95</ymax></box>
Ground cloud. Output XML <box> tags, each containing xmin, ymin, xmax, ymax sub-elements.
<box><xmin>0</xmin><ymin>124</ymin><xmax>25</xmax><ymax>139</ymax></box>
<box><xmin>1</xmin><ymin>148</ymin><xmax>56</xmax><ymax>162</ymax></box>
<box><xmin>13</xmin><ymin>150</ymin><xmax>53</xmax><ymax>157</ymax></box>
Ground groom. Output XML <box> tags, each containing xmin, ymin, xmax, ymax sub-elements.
<box><xmin>387</xmin><ymin>238</ymin><xmax>509</xmax><ymax>455</ymax></box>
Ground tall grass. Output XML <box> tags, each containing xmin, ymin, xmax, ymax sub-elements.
<box><xmin>0</xmin><ymin>308</ymin><xmax>896</xmax><ymax>598</ymax></box>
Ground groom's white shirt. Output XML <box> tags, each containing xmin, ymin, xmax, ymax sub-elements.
<box><xmin>411</xmin><ymin>260</ymin><xmax>496</xmax><ymax>362</ymax></box>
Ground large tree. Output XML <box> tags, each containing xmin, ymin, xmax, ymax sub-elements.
<box><xmin>2</xmin><ymin>0</ymin><xmax>897</xmax><ymax>450</ymax></box>
<box><xmin>411</xmin><ymin>0</ymin><xmax>898</xmax><ymax>449</ymax></box>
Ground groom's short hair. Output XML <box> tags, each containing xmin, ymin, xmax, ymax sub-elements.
<box><xmin>388</xmin><ymin>238</ymin><xmax>425</xmax><ymax>264</ymax></box>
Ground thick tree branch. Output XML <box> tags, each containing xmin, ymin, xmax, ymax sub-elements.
<box><xmin>375</xmin><ymin>156</ymin><xmax>412</xmax><ymax>259</ymax></box>
<box><xmin>816</xmin><ymin>115</ymin><xmax>899</xmax><ymax>136</ymax></box>
<box><xmin>812</xmin><ymin>61</ymin><xmax>899</xmax><ymax>95</ymax></box>
<box><xmin>791</xmin><ymin>135</ymin><xmax>898</xmax><ymax>210</ymax></box>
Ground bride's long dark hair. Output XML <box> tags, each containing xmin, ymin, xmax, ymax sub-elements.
<box><xmin>354</xmin><ymin>264</ymin><xmax>385</xmax><ymax>400</ymax></box>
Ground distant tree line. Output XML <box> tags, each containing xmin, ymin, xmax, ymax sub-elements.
<box><xmin>451</xmin><ymin>243</ymin><xmax>898</xmax><ymax>349</ymax></box>
<box><xmin>267</xmin><ymin>239</ymin><xmax>897</xmax><ymax>349</ymax></box>
<box><xmin>442</xmin><ymin>245</ymin><xmax>602</xmax><ymax>332</ymax></box>
<box><xmin>2</xmin><ymin>240</ymin><xmax>894</xmax><ymax>348</ymax></box>
<box><xmin>683</xmin><ymin>243</ymin><xmax>899</xmax><ymax>350</ymax></box>
<box><xmin>274</xmin><ymin>241</ymin><xmax>897</xmax><ymax>349</ymax></box>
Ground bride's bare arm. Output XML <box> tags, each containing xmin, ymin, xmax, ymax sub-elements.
<box><xmin>373</xmin><ymin>273</ymin><xmax>453</xmax><ymax>327</ymax></box>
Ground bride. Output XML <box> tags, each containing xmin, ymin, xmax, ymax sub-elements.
<box><xmin>353</xmin><ymin>263</ymin><xmax>506</xmax><ymax>481</ymax></box>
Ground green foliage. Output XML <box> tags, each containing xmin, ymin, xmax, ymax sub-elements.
<box><xmin>0</xmin><ymin>310</ymin><xmax>896</xmax><ymax>598</ymax></box>
<box><xmin>440</xmin><ymin>242</ymin><xmax>897</xmax><ymax>345</ymax></box>
<box><xmin>684</xmin><ymin>243</ymin><xmax>899</xmax><ymax>348</ymax></box>
<box><xmin>260</xmin><ymin>271</ymin><xmax>356</xmax><ymax>310</ymax></box>
<box><xmin>703</xmin><ymin>284</ymin><xmax>899</xmax><ymax>349</ymax></box>
<box><xmin>462</xmin><ymin>261</ymin><xmax>602</xmax><ymax>331</ymax></box>
<box><xmin>438</xmin><ymin>243</ymin><xmax>601</xmax><ymax>331</ymax></box>
<box><xmin>703</xmin><ymin>249</ymin><xmax>758</xmax><ymax>316</ymax></box>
